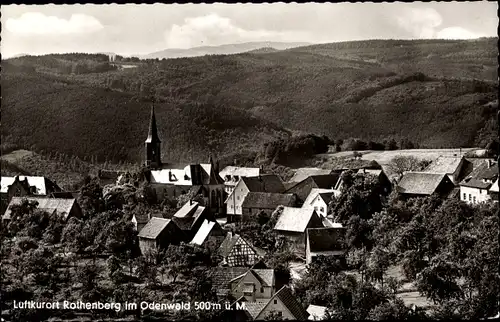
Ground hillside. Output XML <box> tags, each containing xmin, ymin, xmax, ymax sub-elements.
<box><xmin>142</xmin><ymin>41</ymin><xmax>310</xmax><ymax>59</ymax></box>
<box><xmin>2</xmin><ymin>38</ymin><xmax>498</xmax><ymax>164</ymax></box>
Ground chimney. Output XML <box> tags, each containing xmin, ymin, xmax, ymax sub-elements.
<box><xmin>189</xmin><ymin>199</ymin><xmax>192</xmax><ymax>206</ymax></box>
<box><xmin>487</xmin><ymin>159</ymin><xmax>492</xmax><ymax>168</ymax></box>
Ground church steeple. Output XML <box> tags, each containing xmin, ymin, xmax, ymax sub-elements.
<box><xmin>145</xmin><ymin>105</ymin><xmax>161</xmax><ymax>169</ymax></box>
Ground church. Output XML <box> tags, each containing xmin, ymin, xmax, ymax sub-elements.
<box><xmin>143</xmin><ymin>106</ymin><xmax>226</xmax><ymax>216</ymax></box>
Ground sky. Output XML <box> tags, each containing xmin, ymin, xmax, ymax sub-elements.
<box><xmin>1</xmin><ymin>2</ymin><xmax>497</xmax><ymax>58</ymax></box>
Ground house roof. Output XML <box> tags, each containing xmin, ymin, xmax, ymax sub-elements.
<box><xmin>307</xmin><ymin>305</ymin><xmax>328</xmax><ymax>321</ymax></box>
<box><xmin>289</xmin><ymin>168</ymin><xmax>333</xmax><ymax>183</ymax></box>
<box><xmin>171</xmin><ymin>217</ymin><xmax>195</xmax><ymax>231</ymax></box>
<box><xmin>274</xmin><ymin>207</ymin><xmax>320</xmax><ymax>233</ymax></box>
<box><xmin>219</xmin><ymin>166</ymin><xmax>260</xmax><ymax>179</ymax></box>
<box><xmin>321</xmin><ymin>217</ymin><xmax>343</xmax><ymax>228</ymax></box>
<box><xmin>307</xmin><ymin>227</ymin><xmax>346</xmax><ymax>252</ymax></box>
<box><xmin>242</xmin><ymin>175</ymin><xmax>285</xmax><ymax>193</ymax></box>
<box><xmin>190</xmin><ymin>220</ymin><xmax>223</xmax><ymax>245</ymax></box>
<box><xmin>424</xmin><ymin>156</ymin><xmax>463</xmax><ymax>175</ymax></box>
<box><xmin>137</xmin><ymin>217</ymin><xmax>173</xmax><ymax>239</ymax></box>
<box><xmin>318</xmin><ymin>192</ymin><xmax>335</xmax><ymax>203</ymax></box>
<box><xmin>150</xmin><ymin>163</ymin><xmax>224</xmax><ymax>186</ymax></box>
<box><xmin>174</xmin><ymin>201</ymin><xmax>202</xmax><ymax>218</ymax></box>
<box><xmin>266</xmin><ymin>286</ymin><xmax>309</xmax><ymax>320</ymax></box>
<box><xmin>218</xmin><ymin>232</ymin><xmax>258</xmax><ymax>258</ymax></box>
<box><xmin>211</xmin><ymin>267</ymin><xmax>249</xmax><ymax>295</ymax></box>
<box><xmin>356</xmin><ymin>168</ymin><xmax>383</xmax><ymax>177</ymax></box>
<box><xmin>3</xmin><ymin>196</ymin><xmax>77</xmax><ymax>221</ymax></box>
<box><xmin>286</xmin><ymin>174</ymin><xmax>341</xmax><ymax>202</ymax></box>
<box><xmin>303</xmin><ymin>188</ymin><xmax>335</xmax><ymax>206</ymax></box>
<box><xmin>252</xmin><ymin>269</ymin><xmax>275</xmax><ymax>287</ymax></box>
<box><xmin>1</xmin><ymin>176</ymin><xmax>59</xmax><ymax>195</ymax></box>
<box><xmin>397</xmin><ymin>172</ymin><xmax>448</xmax><ymax>195</ymax></box>
<box><xmin>459</xmin><ymin>159</ymin><xmax>498</xmax><ymax>189</ymax></box>
<box><xmin>245</xmin><ymin>302</ymin><xmax>269</xmax><ymax>319</ymax></box>
<box><xmin>241</xmin><ymin>192</ymin><xmax>295</xmax><ymax>209</ymax></box>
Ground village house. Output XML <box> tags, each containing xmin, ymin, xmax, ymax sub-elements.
<box><xmin>306</xmin><ymin>227</ymin><xmax>347</xmax><ymax>265</ymax></box>
<box><xmin>1</xmin><ymin>175</ymin><xmax>62</xmax><ymax>214</ymax></box>
<box><xmin>396</xmin><ymin>172</ymin><xmax>455</xmax><ymax>199</ymax></box>
<box><xmin>137</xmin><ymin>217</ymin><xmax>185</xmax><ymax>255</ymax></box>
<box><xmin>189</xmin><ymin>219</ymin><xmax>226</xmax><ymax>251</ymax></box>
<box><xmin>219</xmin><ymin>166</ymin><xmax>260</xmax><ymax>195</ymax></box>
<box><xmin>218</xmin><ymin>232</ymin><xmax>263</xmax><ymax>267</ymax></box>
<box><xmin>273</xmin><ymin>206</ymin><xmax>324</xmax><ymax>254</ymax></box>
<box><xmin>356</xmin><ymin>168</ymin><xmax>392</xmax><ymax>194</ymax></box>
<box><xmin>241</xmin><ymin>192</ymin><xmax>296</xmax><ymax>221</ymax></box>
<box><xmin>459</xmin><ymin>159</ymin><xmax>498</xmax><ymax>205</ymax></box>
<box><xmin>212</xmin><ymin>266</ymin><xmax>251</xmax><ymax>299</ymax></box>
<box><xmin>302</xmin><ymin>188</ymin><xmax>336</xmax><ymax>219</ymax></box>
<box><xmin>143</xmin><ymin>106</ymin><xmax>226</xmax><ymax>215</ymax></box>
<box><xmin>285</xmin><ymin>174</ymin><xmax>341</xmax><ymax>206</ymax></box>
<box><xmin>2</xmin><ymin>196</ymin><xmax>82</xmax><ymax>223</ymax></box>
<box><xmin>171</xmin><ymin>200</ymin><xmax>213</xmax><ymax>241</ymax></box>
<box><xmin>229</xmin><ymin>286</ymin><xmax>310</xmax><ymax>321</ymax></box>
<box><xmin>225</xmin><ymin>174</ymin><xmax>285</xmax><ymax>223</ymax></box>
<box><xmin>229</xmin><ymin>269</ymin><xmax>276</xmax><ymax>303</ymax></box>
<box><xmin>307</xmin><ymin>305</ymin><xmax>328</xmax><ymax>321</ymax></box>
<box><xmin>423</xmin><ymin>156</ymin><xmax>468</xmax><ymax>185</ymax></box>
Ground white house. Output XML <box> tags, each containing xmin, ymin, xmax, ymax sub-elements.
<box><xmin>302</xmin><ymin>188</ymin><xmax>336</xmax><ymax>218</ymax></box>
<box><xmin>225</xmin><ymin>175</ymin><xmax>285</xmax><ymax>222</ymax></box>
<box><xmin>459</xmin><ymin>159</ymin><xmax>498</xmax><ymax>205</ymax></box>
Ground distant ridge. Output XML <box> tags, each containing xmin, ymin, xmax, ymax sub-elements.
<box><xmin>142</xmin><ymin>41</ymin><xmax>311</xmax><ymax>59</ymax></box>
<box><xmin>246</xmin><ymin>47</ymin><xmax>280</xmax><ymax>54</ymax></box>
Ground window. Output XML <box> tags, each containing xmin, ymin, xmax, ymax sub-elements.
<box><xmin>469</xmin><ymin>194</ymin><xmax>471</xmax><ymax>201</ymax></box>
<box><xmin>230</xmin><ymin>205</ymin><xmax>234</xmax><ymax>209</ymax></box>
<box><xmin>237</xmin><ymin>196</ymin><xmax>240</xmax><ymax>200</ymax></box>
<box><xmin>473</xmin><ymin>196</ymin><xmax>476</xmax><ymax>203</ymax></box>
<box><xmin>463</xmin><ymin>193</ymin><xmax>466</xmax><ymax>200</ymax></box>
<box><xmin>260</xmin><ymin>287</ymin><xmax>264</xmax><ymax>293</ymax></box>
<box><xmin>274</xmin><ymin>299</ymin><xmax>277</xmax><ymax>304</ymax></box>
<box><xmin>277</xmin><ymin>312</ymin><xmax>282</xmax><ymax>317</ymax></box>
<box><xmin>320</xmin><ymin>207</ymin><xmax>325</xmax><ymax>212</ymax></box>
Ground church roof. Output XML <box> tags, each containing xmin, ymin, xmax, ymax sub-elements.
<box><xmin>145</xmin><ymin>105</ymin><xmax>160</xmax><ymax>143</ymax></box>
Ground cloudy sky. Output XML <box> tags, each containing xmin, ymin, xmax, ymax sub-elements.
<box><xmin>1</xmin><ymin>2</ymin><xmax>497</xmax><ymax>58</ymax></box>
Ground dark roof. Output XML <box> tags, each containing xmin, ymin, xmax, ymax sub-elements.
<box><xmin>145</xmin><ymin>105</ymin><xmax>161</xmax><ymax>143</ymax></box>
<box><xmin>211</xmin><ymin>267</ymin><xmax>249</xmax><ymax>295</ymax></box>
<box><xmin>137</xmin><ymin>217</ymin><xmax>173</xmax><ymax>239</ymax></box>
<box><xmin>3</xmin><ymin>197</ymin><xmax>78</xmax><ymax>221</ymax></box>
<box><xmin>241</xmin><ymin>192</ymin><xmax>295</xmax><ymax>209</ymax></box>
<box><xmin>307</xmin><ymin>227</ymin><xmax>346</xmax><ymax>252</ymax></box>
<box><xmin>242</xmin><ymin>175</ymin><xmax>285</xmax><ymax>193</ymax></box>
<box><xmin>460</xmin><ymin>159</ymin><xmax>498</xmax><ymax>187</ymax></box>
<box><xmin>252</xmin><ymin>269</ymin><xmax>275</xmax><ymax>287</ymax></box>
<box><xmin>172</xmin><ymin>217</ymin><xmax>195</xmax><ymax>231</ymax></box>
<box><xmin>397</xmin><ymin>172</ymin><xmax>448</xmax><ymax>195</ymax></box>
<box><xmin>271</xmin><ymin>286</ymin><xmax>309</xmax><ymax>320</ymax></box>
<box><xmin>285</xmin><ymin>174</ymin><xmax>341</xmax><ymax>202</ymax></box>
<box><xmin>318</xmin><ymin>192</ymin><xmax>335</xmax><ymax>203</ymax></box>
<box><xmin>245</xmin><ymin>302</ymin><xmax>268</xmax><ymax>319</ymax></box>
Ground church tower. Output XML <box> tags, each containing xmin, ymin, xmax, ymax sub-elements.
<box><xmin>145</xmin><ymin>105</ymin><xmax>161</xmax><ymax>169</ymax></box>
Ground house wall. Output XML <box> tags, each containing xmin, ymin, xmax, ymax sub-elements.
<box><xmin>231</xmin><ymin>273</ymin><xmax>273</xmax><ymax>302</ymax></box>
<box><xmin>460</xmin><ymin>186</ymin><xmax>491</xmax><ymax>204</ymax></box>
<box><xmin>226</xmin><ymin>181</ymin><xmax>249</xmax><ymax>216</ymax></box>
<box><xmin>311</xmin><ymin>197</ymin><xmax>328</xmax><ymax>218</ymax></box>
<box><xmin>225</xmin><ymin>238</ymin><xmax>259</xmax><ymax>267</ymax></box>
<box><xmin>256</xmin><ymin>298</ymin><xmax>297</xmax><ymax>320</ymax></box>
<box><xmin>139</xmin><ymin>237</ymin><xmax>156</xmax><ymax>255</ymax></box>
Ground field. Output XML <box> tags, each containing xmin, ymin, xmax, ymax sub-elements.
<box><xmin>315</xmin><ymin>148</ymin><xmax>482</xmax><ymax>178</ymax></box>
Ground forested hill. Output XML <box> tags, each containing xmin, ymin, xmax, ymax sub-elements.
<box><xmin>1</xmin><ymin>38</ymin><xmax>498</xmax><ymax>164</ymax></box>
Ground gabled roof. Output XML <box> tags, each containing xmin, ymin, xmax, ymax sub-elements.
<box><xmin>289</xmin><ymin>168</ymin><xmax>333</xmax><ymax>183</ymax></box>
<box><xmin>1</xmin><ymin>176</ymin><xmax>60</xmax><ymax>195</ymax></box>
<box><xmin>397</xmin><ymin>172</ymin><xmax>449</xmax><ymax>195</ymax></box>
<box><xmin>241</xmin><ymin>192</ymin><xmax>295</xmax><ymax>209</ymax></box>
<box><xmin>252</xmin><ymin>269</ymin><xmax>275</xmax><ymax>287</ymax></box>
<box><xmin>3</xmin><ymin>196</ymin><xmax>78</xmax><ymax>221</ymax></box>
<box><xmin>219</xmin><ymin>166</ymin><xmax>260</xmax><ymax>179</ymax></box>
<box><xmin>174</xmin><ymin>201</ymin><xmax>203</xmax><ymax>218</ymax></box>
<box><xmin>211</xmin><ymin>267</ymin><xmax>249</xmax><ymax>295</ymax></box>
<box><xmin>459</xmin><ymin>159</ymin><xmax>498</xmax><ymax>189</ymax></box>
<box><xmin>242</xmin><ymin>175</ymin><xmax>285</xmax><ymax>193</ymax></box>
<box><xmin>262</xmin><ymin>286</ymin><xmax>309</xmax><ymax>320</ymax></box>
<box><xmin>356</xmin><ymin>168</ymin><xmax>384</xmax><ymax>177</ymax></box>
<box><xmin>245</xmin><ymin>302</ymin><xmax>269</xmax><ymax>319</ymax></box>
<box><xmin>318</xmin><ymin>192</ymin><xmax>335</xmax><ymax>203</ymax></box>
<box><xmin>286</xmin><ymin>174</ymin><xmax>341</xmax><ymax>202</ymax></box>
<box><xmin>307</xmin><ymin>305</ymin><xmax>328</xmax><ymax>321</ymax></box>
<box><xmin>424</xmin><ymin>156</ymin><xmax>464</xmax><ymax>175</ymax></box>
<box><xmin>190</xmin><ymin>219</ymin><xmax>224</xmax><ymax>245</ymax></box>
<box><xmin>137</xmin><ymin>217</ymin><xmax>173</xmax><ymax>239</ymax></box>
<box><xmin>171</xmin><ymin>217</ymin><xmax>195</xmax><ymax>231</ymax></box>
<box><xmin>274</xmin><ymin>207</ymin><xmax>320</xmax><ymax>233</ymax></box>
<box><xmin>218</xmin><ymin>232</ymin><xmax>258</xmax><ymax>258</ymax></box>
<box><xmin>303</xmin><ymin>188</ymin><xmax>335</xmax><ymax>206</ymax></box>
<box><xmin>307</xmin><ymin>227</ymin><xmax>346</xmax><ymax>252</ymax></box>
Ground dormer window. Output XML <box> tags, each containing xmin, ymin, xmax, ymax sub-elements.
<box><xmin>225</xmin><ymin>175</ymin><xmax>231</xmax><ymax>181</ymax></box>
<box><xmin>234</xmin><ymin>175</ymin><xmax>239</xmax><ymax>181</ymax></box>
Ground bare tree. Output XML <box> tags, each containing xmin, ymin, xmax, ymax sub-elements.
<box><xmin>387</xmin><ymin>155</ymin><xmax>428</xmax><ymax>179</ymax></box>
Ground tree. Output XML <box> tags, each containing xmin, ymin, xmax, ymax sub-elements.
<box><xmin>416</xmin><ymin>256</ymin><xmax>462</xmax><ymax>305</ymax></box>
<box><xmin>368</xmin><ymin>298</ymin><xmax>411</xmax><ymax>320</ymax></box>
<box><xmin>387</xmin><ymin>155</ymin><xmax>423</xmax><ymax>178</ymax></box>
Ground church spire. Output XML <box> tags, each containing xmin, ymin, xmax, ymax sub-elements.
<box><xmin>145</xmin><ymin>105</ymin><xmax>161</xmax><ymax>169</ymax></box>
<box><xmin>146</xmin><ymin>105</ymin><xmax>161</xmax><ymax>144</ymax></box>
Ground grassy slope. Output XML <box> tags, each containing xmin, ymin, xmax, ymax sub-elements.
<box><xmin>2</xmin><ymin>38</ymin><xmax>497</xmax><ymax>163</ymax></box>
